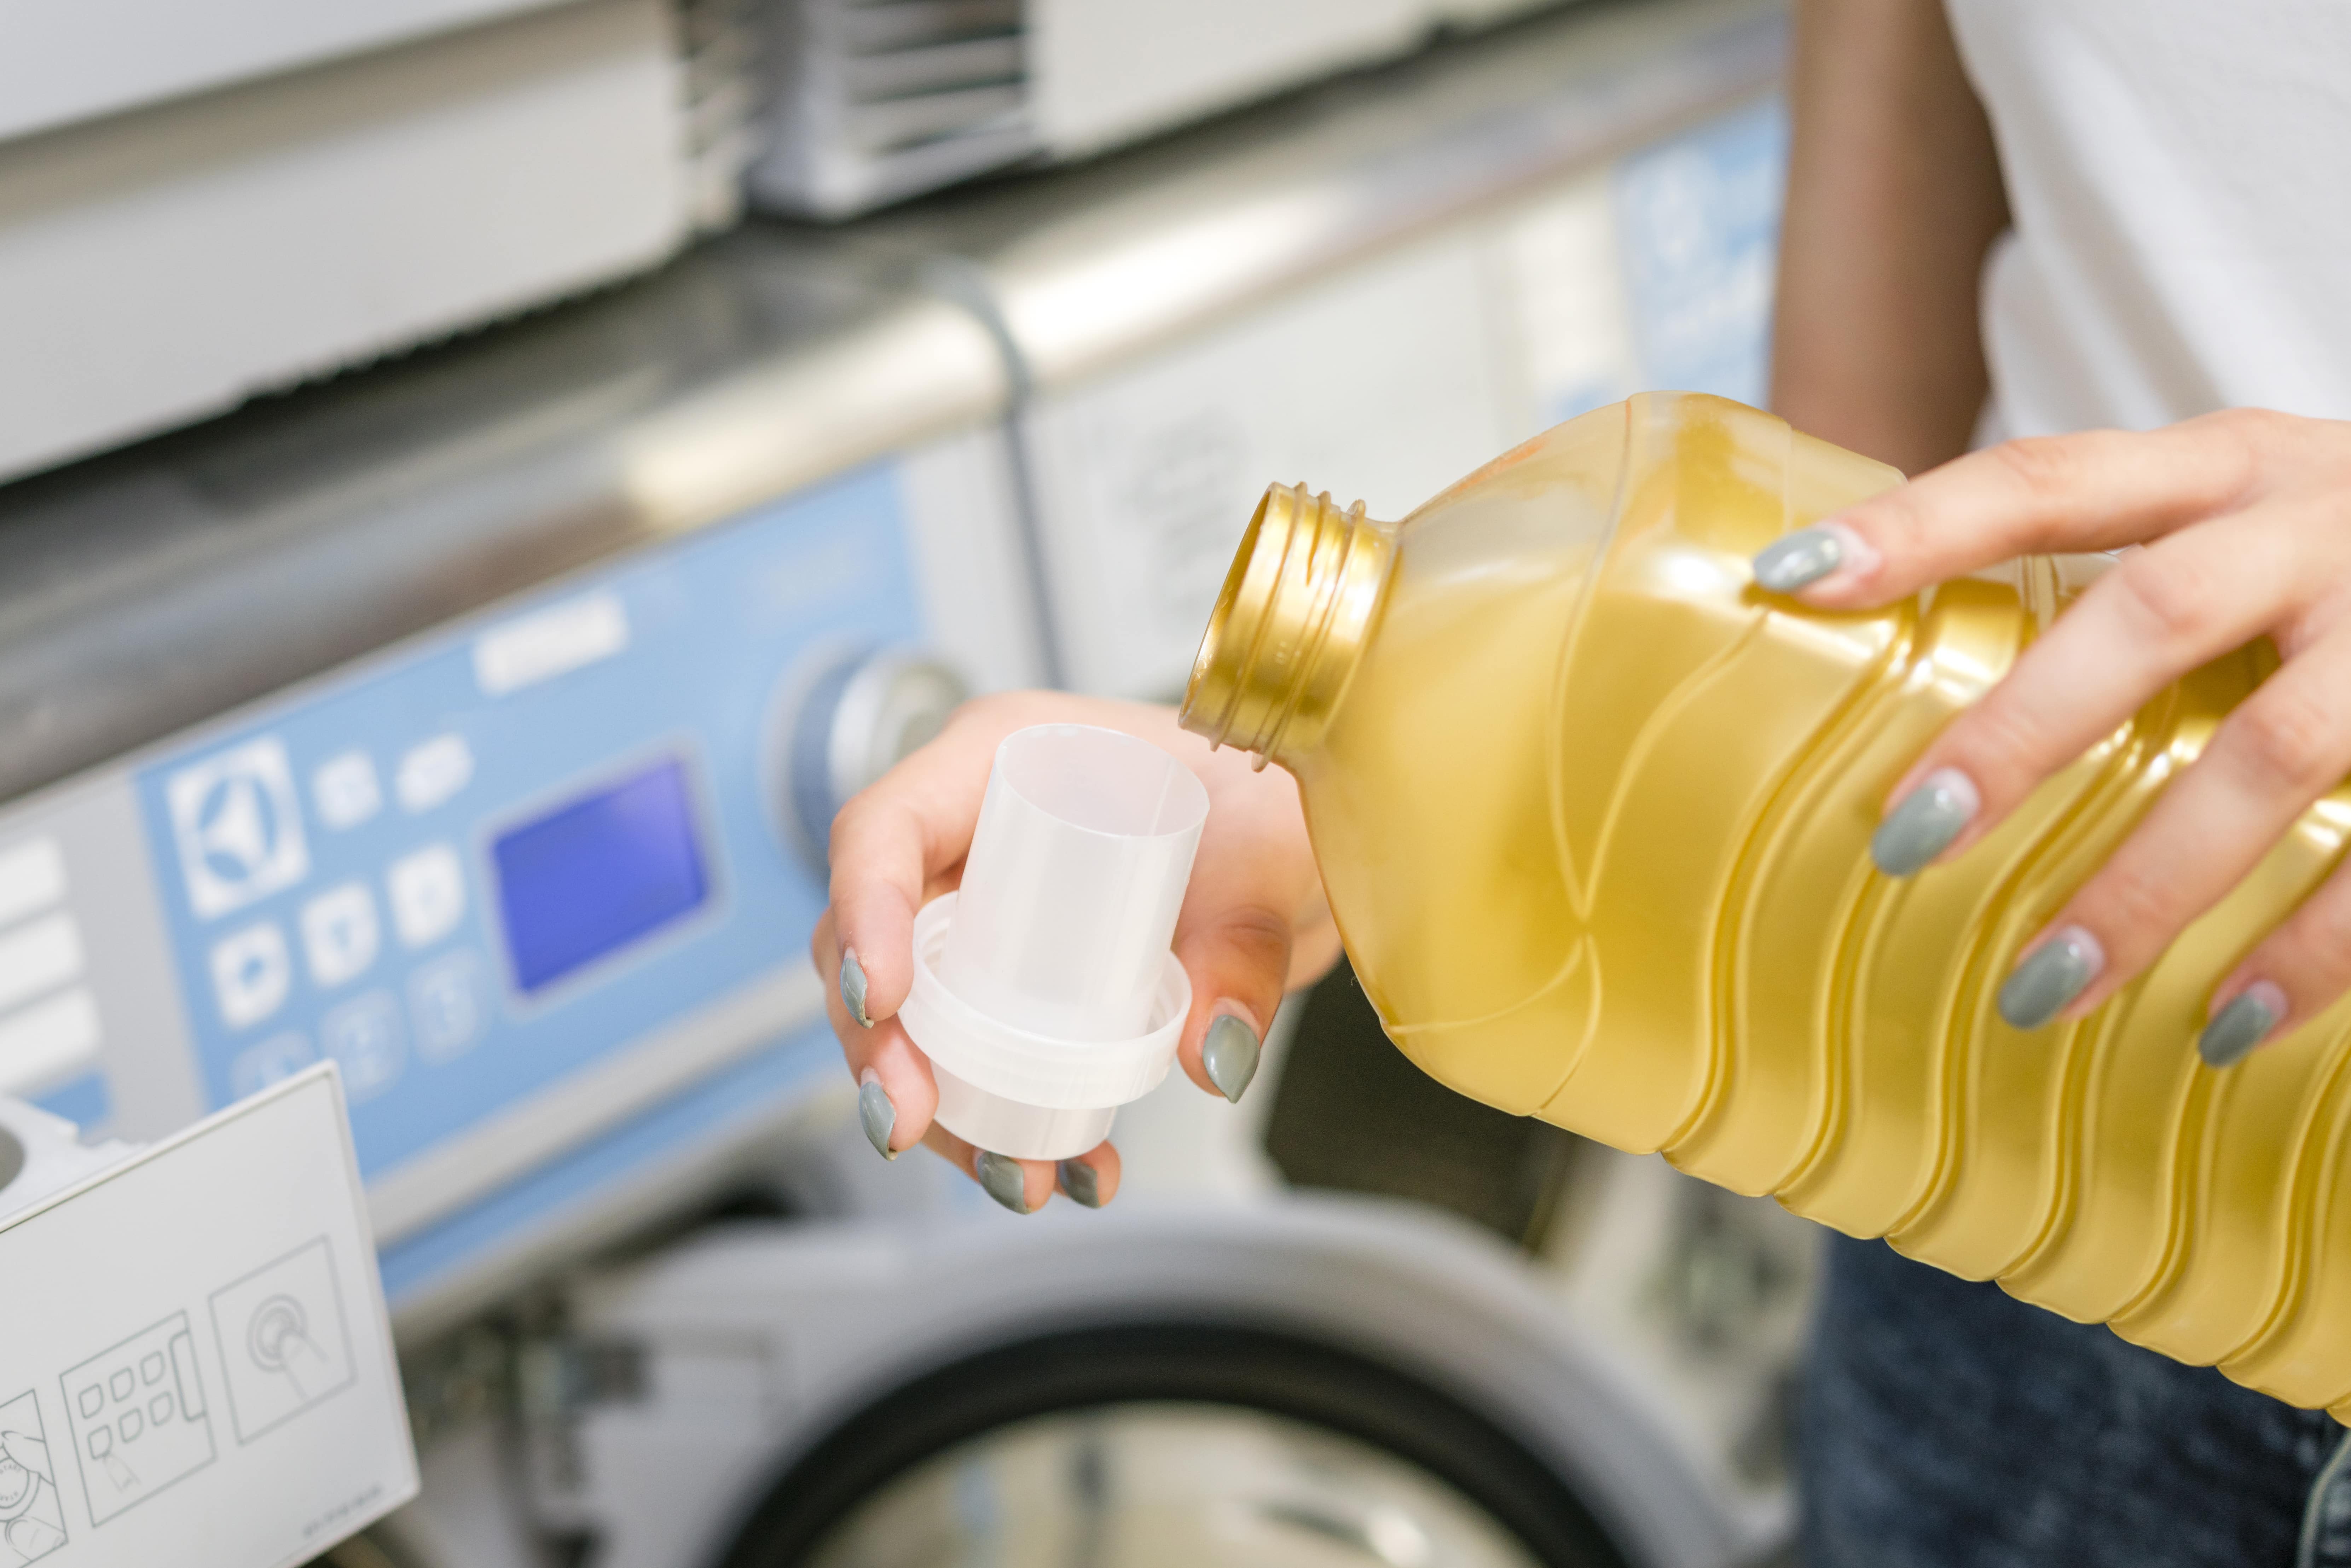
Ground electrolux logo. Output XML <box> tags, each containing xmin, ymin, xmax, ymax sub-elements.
<box><xmin>166</xmin><ymin>737</ymin><xmax>311</xmax><ymax>920</ymax></box>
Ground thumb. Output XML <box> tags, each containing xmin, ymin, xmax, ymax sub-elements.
<box><xmin>1173</xmin><ymin>904</ymin><xmax>1291</xmax><ymax>1104</ymax></box>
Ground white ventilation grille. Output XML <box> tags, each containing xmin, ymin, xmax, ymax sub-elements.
<box><xmin>749</xmin><ymin>0</ymin><xmax>1040</xmax><ymax>219</ymax></box>
<box><xmin>678</xmin><ymin>0</ymin><xmax>766</xmax><ymax>231</ymax></box>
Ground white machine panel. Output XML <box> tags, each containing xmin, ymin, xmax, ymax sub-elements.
<box><xmin>1015</xmin><ymin>83</ymin><xmax>1788</xmax><ymax>702</ymax></box>
<box><xmin>1027</xmin><ymin>0</ymin><xmax>1424</xmax><ymax>158</ymax></box>
<box><xmin>1022</xmin><ymin>231</ymin><xmax>1515</xmax><ymax>699</ymax></box>
<box><xmin>0</xmin><ymin>0</ymin><xmax>567</xmax><ymax>146</ymax></box>
<box><xmin>0</xmin><ymin>0</ymin><xmax>696</xmax><ymax>485</ymax></box>
<box><xmin>0</xmin><ymin>1067</ymin><xmax>416</xmax><ymax>1568</ymax></box>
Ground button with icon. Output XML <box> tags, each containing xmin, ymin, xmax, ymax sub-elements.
<box><xmin>168</xmin><ymin>737</ymin><xmax>309</xmax><ymax>919</ymax></box>
<box><xmin>300</xmin><ymin>882</ymin><xmax>380</xmax><ymax>988</ymax></box>
<box><xmin>209</xmin><ymin>922</ymin><xmax>291</xmax><ymax>1030</ymax></box>
<box><xmin>395</xmin><ymin>735</ymin><xmax>473</xmax><ymax>814</ymax></box>
<box><xmin>410</xmin><ymin>952</ymin><xmax>485</xmax><ymax>1062</ymax></box>
<box><xmin>229</xmin><ymin>1032</ymin><xmax>313</xmax><ymax>1097</ymax></box>
<box><xmin>387</xmin><ymin>844</ymin><xmax>466</xmax><ymax>949</ymax></box>
<box><xmin>312</xmin><ymin>751</ymin><xmax>382</xmax><ymax>831</ymax></box>
<box><xmin>320</xmin><ymin>991</ymin><xmax>404</xmax><ymax>1101</ymax></box>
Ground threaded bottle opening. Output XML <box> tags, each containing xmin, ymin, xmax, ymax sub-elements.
<box><xmin>1180</xmin><ymin>483</ymin><xmax>1397</xmax><ymax>763</ymax></box>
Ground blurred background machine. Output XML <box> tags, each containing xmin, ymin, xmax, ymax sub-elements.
<box><xmin>0</xmin><ymin>1</ymin><xmax>1814</xmax><ymax>1565</ymax></box>
<box><xmin>829</xmin><ymin>0</ymin><xmax>1784</xmax><ymax>699</ymax></box>
<box><xmin>748</xmin><ymin>0</ymin><xmax>1567</xmax><ymax>219</ymax></box>
<box><xmin>0</xmin><ymin>230</ymin><xmax>1035</xmax><ymax>1323</ymax></box>
<box><xmin>0</xmin><ymin>0</ymin><xmax>757</xmax><ymax>486</ymax></box>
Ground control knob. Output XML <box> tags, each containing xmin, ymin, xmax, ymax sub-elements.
<box><xmin>772</xmin><ymin>646</ymin><xmax>968</xmax><ymax>872</ymax></box>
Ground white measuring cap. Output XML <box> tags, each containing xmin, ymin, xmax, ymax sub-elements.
<box><xmin>900</xmin><ymin>724</ymin><xmax>1209</xmax><ymax>1161</ymax></box>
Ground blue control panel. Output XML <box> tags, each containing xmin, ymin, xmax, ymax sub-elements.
<box><xmin>117</xmin><ymin>461</ymin><xmax>931</xmax><ymax>1300</ymax></box>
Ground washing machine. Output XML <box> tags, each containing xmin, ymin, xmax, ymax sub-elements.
<box><xmin>0</xmin><ymin>216</ymin><xmax>1029</xmax><ymax>1430</ymax></box>
<box><xmin>0</xmin><ymin>0</ymin><xmax>760</xmax><ymax>488</ymax></box>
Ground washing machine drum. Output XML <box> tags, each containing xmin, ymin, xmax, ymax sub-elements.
<box><xmin>713</xmin><ymin>1322</ymin><xmax>1628</xmax><ymax>1568</ymax></box>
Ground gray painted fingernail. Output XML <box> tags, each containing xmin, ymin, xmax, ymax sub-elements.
<box><xmin>1753</xmin><ymin>526</ymin><xmax>1847</xmax><ymax>593</ymax></box>
<box><xmin>1998</xmin><ymin>927</ymin><xmax>2104</xmax><ymax>1030</ymax></box>
<box><xmin>1872</xmin><ymin>769</ymin><xmax>1981</xmax><ymax>877</ymax></box>
<box><xmin>2200</xmin><ymin>982</ymin><xmax>2286</xmax><ymax>1069</ymax></box>
<box><xmin>840</xmin><ymin>947</ymin><xmax>871</xmax><ymax>1029</ymax></box>
<box><xmin>1203</xmin><ymin>1015</ymin><xmax>1261</xmax><ymax>1103</ymax></box>
<box><xmin>1058</xmin><ymin>1158</ymin><xmax>1103</xmax><ymax>1208</ymax></box>
<box><xmin>975</xmin><ymin>1150</ymin><xmax>1031</xmax><ymax>1214</ymax></box>
<box><xmin>857</xmin><ymin>1071</ymin><xmax>897</xmax><ymax>1160</ymax></box>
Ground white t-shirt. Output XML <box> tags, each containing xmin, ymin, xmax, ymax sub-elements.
<box><xmin>1943</xmin><ymin>0</ymin><xmax>2351</xmax><ymax>437</ymax></box>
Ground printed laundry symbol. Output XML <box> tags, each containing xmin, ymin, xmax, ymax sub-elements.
<box><xmin>167</xmin><ymin>737</ymin><xmax>310</xmax><ymax>920</ymax></box>
<box><xmin>0</xmin><ymin>1390</ymin><xmax>67</xmax><ymax>1566</ymax></box>
<box><xmin>210</xmin><ymin>1238</ymin><xmax>355</xmax><ymax>1444</ymax></box>
<box><xmin>247</xmin><ymin>1296</ymin><xmax>330</xmax><ymax>1399</ymax></box>
<box><xmin>81</xmin><ymin>1425</ymin><xmax>135</xmax><ymax>1494</ymax></box>
<box><xmin>58</xmin><ymin>1313</ymin><xmax>215</xmax><ymax>1525</ymax></box>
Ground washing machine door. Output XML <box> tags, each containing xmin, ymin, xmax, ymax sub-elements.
<box><xmin>717</xmin><ymin>1322</ymin><xmax>1624</xmax><ymax>1568</ymax></box>
<box><xmin>556</xmin><ymin>1202</ymin><xmax>1753</xmax><ymax>1568</ymax></box>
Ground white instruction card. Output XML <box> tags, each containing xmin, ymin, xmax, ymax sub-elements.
<box><xmin>0</xmin><ymin>1065</ymin><xmax>417</xmax><ymax>1568</ymax></box>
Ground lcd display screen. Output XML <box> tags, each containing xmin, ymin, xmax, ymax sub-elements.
<box><xmin>492</xmin><ymin>756</ymin><xmax>709</xmax><ymax>993</ymax></box>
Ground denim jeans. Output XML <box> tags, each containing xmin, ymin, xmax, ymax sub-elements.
<box><xmin>1799</xmin><ymin>1234</ymin><xmax>2351</xmax><ymax>1568</ymax></box>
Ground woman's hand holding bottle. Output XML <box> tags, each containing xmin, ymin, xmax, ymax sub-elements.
<box><xmin>1756</xmin><ymin>411</ymin><xmax>2351</xmax><ymax>1064</ymax></box>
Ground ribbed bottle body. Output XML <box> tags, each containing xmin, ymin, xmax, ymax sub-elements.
<box><xmin>1253</xmin><ymin>393</ymin><xmax>2351</xmax><ymax>1417</ymax></box>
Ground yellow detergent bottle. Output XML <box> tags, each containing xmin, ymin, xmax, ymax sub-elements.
<box><xmin>1179</xmin><ymin>391</ymin><xmax>2351</xmax><ymax>1418</ymax></box>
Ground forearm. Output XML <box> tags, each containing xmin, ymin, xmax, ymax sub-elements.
<box><xmin>1771</xmin><ymin>0</ymin><xmax>2009</xmax><ymax>475</ymax></box>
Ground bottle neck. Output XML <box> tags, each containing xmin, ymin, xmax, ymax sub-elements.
<box><xmin>1180</xmin><ymin>483</ymin><xmax>1398</xmax><ymax>763</ymax></box>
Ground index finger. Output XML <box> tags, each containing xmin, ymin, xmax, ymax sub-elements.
<box><xmin>826</xmin><ymin>704</ymin><xmax>1008</xmax><ymax>1024</ymax></box>
<box><xmin>1753</xmin><ymin>412</ymin><xmax>2270</xmax><ymax>608</ymax></box>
